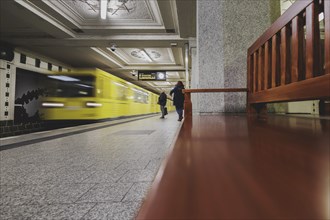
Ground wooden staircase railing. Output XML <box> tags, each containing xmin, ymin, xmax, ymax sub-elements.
<box><xmin>247</xmin><ymin>0</ymin><xmax>330</xmax><ymax>115</ymax></box>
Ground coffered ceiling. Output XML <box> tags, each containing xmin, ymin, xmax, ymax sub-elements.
<box><xmin>0</xmin><ymin>0</ymin><xmax>196</xmax><ymax>94</ymax></box>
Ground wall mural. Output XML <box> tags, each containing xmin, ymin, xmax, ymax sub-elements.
<box><xmin>14</xmin><ymin>69</ymin><xmax>47</xmax><ymax>124</ymax></box>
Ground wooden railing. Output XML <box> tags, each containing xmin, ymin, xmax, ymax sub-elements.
<box><xmin>183</xmin><ymin>88</ymin><xmax>247</xmax><ymax>118</ymax></box>
<box><xmin>247</xmin><ymin>0</ymin><xmax>330</xmax><ymax>114</ymax></box>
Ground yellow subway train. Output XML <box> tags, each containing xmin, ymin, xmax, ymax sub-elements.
<box><xmin>40</xmin><ymin>68</ymin><xmax>173</xmax><ymax>122</ymax></box>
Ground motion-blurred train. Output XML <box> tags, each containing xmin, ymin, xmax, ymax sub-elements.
<box><xmin>40</xmin><ymin>68</ymin><xmax>173</xmax><ymax>122</ymax></box>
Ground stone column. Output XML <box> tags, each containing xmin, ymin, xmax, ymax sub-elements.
<box><xmin>189</xmin><ymin>39</ymin><xmax>200</xmax><ymax>113</ymax></box>
<box><xmin>197</xmin><ymin>0</ymin><xmax>278</xmax><ymax>113</ymax></box>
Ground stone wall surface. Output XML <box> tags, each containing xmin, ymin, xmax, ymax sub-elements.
<box><xmin>197</xmin><ymin>0</ymin><xmax>276</xmax><ymax>112</ymax></box>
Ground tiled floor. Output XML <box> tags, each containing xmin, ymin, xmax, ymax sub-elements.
<box><xmin>0</xmin><ymin>113</ymin><xmax>182</xmax><ymax>220</ymax></box>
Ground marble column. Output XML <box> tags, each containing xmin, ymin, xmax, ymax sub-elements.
<box><xmin>197</xmin><ymin>0</ymin><xmax>277</xmax><ymax>113</ymax></box>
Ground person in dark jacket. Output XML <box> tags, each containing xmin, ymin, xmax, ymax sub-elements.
<box><xmin>158</xmin><ymin>92</ymin><xmax>167</xmax><ymax>119</ymax></box>
<box><xmin>170</xmin><ymin>81</ymin><xmax>185</xmax><ymax>121</ymax></box>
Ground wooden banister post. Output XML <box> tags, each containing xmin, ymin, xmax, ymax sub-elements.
<box><xmin>306</xmin><ymin>1</ymin><xmax>321</xmax><ymax>78</ymax></box>
<box><xmin>325</xmin><ymin>0</ymin><xmax>330</xmax><ymax>75</ymax></box>
<box><xmin>184</xmin><ymin>92</ymin><xmax>192</xmax><ymax>118</ymax></box>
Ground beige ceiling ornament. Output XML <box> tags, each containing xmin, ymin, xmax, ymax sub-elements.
<box><xmin>131</xmin><ymin>49</ymin><xmax>160</xmax><ymax>62</ymax></box>
<box><xmin>110</xmin><ymin>48</ymin><xmax>175</xmax><ymax>65</ymax></box>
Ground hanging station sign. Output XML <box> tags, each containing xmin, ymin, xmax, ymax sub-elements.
<box><xmin>138</xmin><ymin>71</ymin><xmax>166</xmax><ymax>81</ymax></box>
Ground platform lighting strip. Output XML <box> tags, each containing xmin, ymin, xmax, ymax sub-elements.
<box><xmin>91</xmin><ymin>47</ymin><xmax>124</xmax><ymax>67</ymax></box>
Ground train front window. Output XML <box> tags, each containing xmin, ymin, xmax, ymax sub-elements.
<box><xmin>46</xmin><ymin>75</ymin><xmax>95</xmax><ymax>97</ymax></box>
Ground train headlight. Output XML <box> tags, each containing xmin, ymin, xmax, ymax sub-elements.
<box><xmin>86</xmin><ymin>102</ymin><xmax>102</xmax><ymax>107</ymax></box>
<box><xmin>42</xmin><ymin>102</ymin><xmax>64</xmax><ymax>107</ymax></box>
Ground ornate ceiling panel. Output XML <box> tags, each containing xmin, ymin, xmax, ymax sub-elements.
<box><xmin>42</xmin><ymin>0</ymin><xmax>163</xmax><ymax>28</ymax></box>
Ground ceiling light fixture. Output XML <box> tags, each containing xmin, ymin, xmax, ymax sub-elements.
<box><xmin>100</xmin><ymin>0</ymin><xmax>108</xmax><ymax>19</ymax></box>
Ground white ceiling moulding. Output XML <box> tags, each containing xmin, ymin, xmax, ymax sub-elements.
<box><xmin>14</xmin><ymin>0</ymin><xmax>76</xmax><ymax>37</ymax></box>
<box><xmin>120</xmin><ymin>66</ymin><xmax>185</xmax><ymax>71</ymax></box>
<box><xmin>43</xmin><ymin>0</ymin><xmax>164</xmax><ymax>29</ymax></box>
<box><xmin>169</xmin><ymin>0</ymin><xmax>180</xmax><ymax>36</ymax></box>
<box><xmin>41</xmin><ymin>0</ymin><xmax>83</xmax><ymax>28</ymax></box>
<box><xmin>166</xmin><ymin>71</ymin><xmax>180</xmax><ymax>79</ymax></box>
<box><xmin>74</xmin><ymin>34</ymin><xmax>185</xmax><ymax>40</ymax></box>
<box><xmin>91</xmin><ymin>47</ymin><xmax>124</xmax><ymax>67</ymax></box>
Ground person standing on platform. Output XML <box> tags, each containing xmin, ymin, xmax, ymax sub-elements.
<box><xmin>170</xmin><ymin>81</ymin><xmax>185</xmax><ymax>121</ymax></box>
<box><xmin>158</xmin><ymin>91</ymin><xmax>167</xmax><ymax>119</ymax></box>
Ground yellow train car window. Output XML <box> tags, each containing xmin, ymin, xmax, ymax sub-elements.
<box><xmin>132</xmin><ymin>88</ymin><xmax>149</xmax><ymax>104</ymax></box>
<box><xmin>113</xmin><ymin>82</ymin><xmax>129</xmax><ymax>101</ymax></box>
<box><xmin>46</xmin><ymin>75</ymin><xmax>95</xmax><ymax>97</ymax></box>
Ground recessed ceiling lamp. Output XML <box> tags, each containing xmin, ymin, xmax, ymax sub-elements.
<box><xmin>100</xmin><ymin>0</ymin><xmax>108</xmax><ymax>19</ymax></box>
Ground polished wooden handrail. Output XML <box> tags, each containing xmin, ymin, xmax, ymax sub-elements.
<box><xmin>183</xmin><ymin>88</ymin><xmax>247</xmax><ymax>117</ymax></box>
<box><xmin>247</xmin><ymin>0</ymin><xmax>329</xmax><ymax>115</ymax></box>
<box><xmin>184</xmin><ymin>88</ymin><xmax>247</xmax><ymax>93</ymax></box>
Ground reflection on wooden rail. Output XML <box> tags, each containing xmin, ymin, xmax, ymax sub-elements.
<box><xmin>183</xmin><ymin>88</ymin><xmax>247</xmax><ymax>118</ymax></box>
<box><xmin>247</xmin><ymin>0</ymin><xmax>330</xmax><ymax>115</ymax></box>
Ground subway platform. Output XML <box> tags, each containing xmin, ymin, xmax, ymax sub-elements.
<box><xmin>1</xmin><ymin>113</ymin><xmax>329</xmax><ymax>220</ymax></box>
<box><xmin>0</xmin><ymin>113</ymin><xmax>182</xmax><ymax>219</ymax></box>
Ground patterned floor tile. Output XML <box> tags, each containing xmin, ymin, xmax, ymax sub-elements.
<box><xmin>34</xmin><ymin>203</ymin><xmax>95</xmax><ymax>220</ymax></box>
<box><xmin>119</xmin><ymin>169</ymin><xmax>157</xmax><ymax>183</ymax></box>
<box><xmin>81</xmin><ymin>202</ymin><xmax>141</xmax><ymax>220</ymax></box>
<box><xmin>76</xmin><ymin>183</ymin><xmax>133</xmax><ymax>203</ymax></box>
<box><xmin>82</xmin><ymin>169</ymin><xmax>128</xmax><ymax>184</ymax></box>
<box><xmin>122</xmin><ymin>182</ymin><xmax>152</xmax><ymax>202</ymax></box>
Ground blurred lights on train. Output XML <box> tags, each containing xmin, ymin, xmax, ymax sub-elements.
<box><xmin>113</xmin><ymin>82</ymin><xmax>128</xmax><ymax>88</ymax></box>
<box><xmin>48</xmin><ymin>75</ymin><xmax>80</xmax><ymax>81</ymax></box>
<box><xmin>42</xmin><ymin>102</ymin><xmax>65</xmax><ymax>107</ymax></box>
<box><xmin>79</xmin><ymin>91</ymin><xmax>88</xmax><ymax>95</ymax></box>
<box><xmin>86</xmin><ymin>102</ymin><xmax>103</xmax><ymax>107</ymax></box>
<box><xmin>76</xmin><ymin>83</ymin><xmax>93</xmax><ymax>88</ymax></box>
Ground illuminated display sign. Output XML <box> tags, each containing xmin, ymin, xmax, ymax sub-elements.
<box><xmin>138</xmin><ymin>71</ymin><xmax>166</xmax><ymax>81</ymax></box>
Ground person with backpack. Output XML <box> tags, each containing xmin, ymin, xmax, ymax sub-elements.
<box><xmin>170</xmin><ymin>81</ymin><xmax>185</xmax><ymax>121</ymax></box>
<box><xmin>158</xmin><ymin>91</ymin><xmax>167</xmax><ymax>119</ymax></box>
